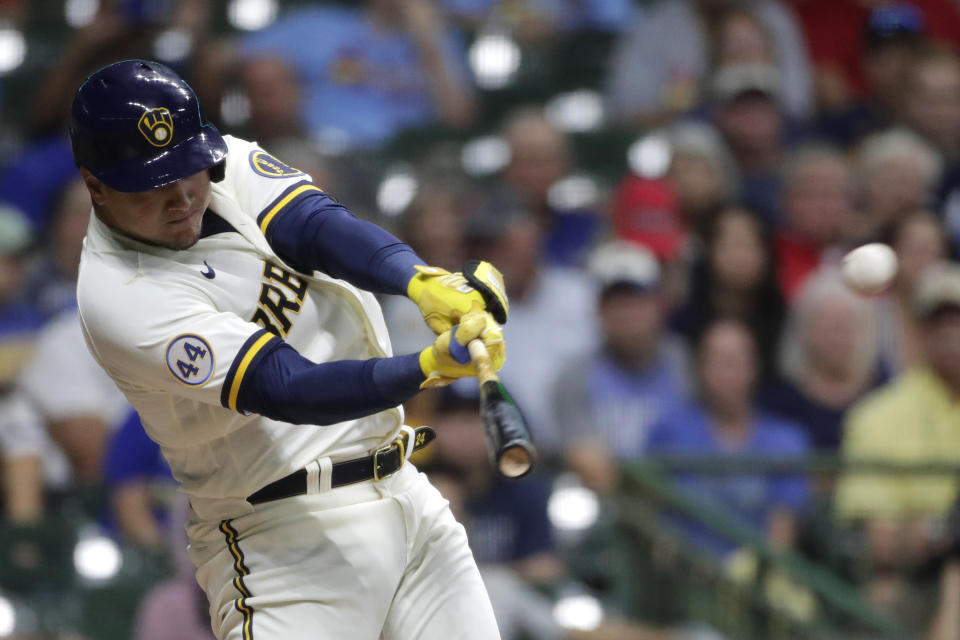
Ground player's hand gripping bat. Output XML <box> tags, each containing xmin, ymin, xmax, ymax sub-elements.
<box><xmin>461</xmin><ymin>261</ymin><xmax>536</xmax><ymax>479</ymax></box>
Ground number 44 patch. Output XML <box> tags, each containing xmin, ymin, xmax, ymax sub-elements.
<box><xmin>165</xmin><ymin>334</ymin><xmax>215</xmax><ymax>386</ymax></box>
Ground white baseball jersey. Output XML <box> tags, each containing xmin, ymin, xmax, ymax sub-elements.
<box><xmin>77</xmin><ymin>135</ymin><xmax>404</xmax><ymax>522</ymax></box>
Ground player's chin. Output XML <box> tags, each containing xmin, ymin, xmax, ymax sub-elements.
<box><xmin>162</xmin><ymin>211</ymin><xmax>204</xmax><ymax>249</ymax></box>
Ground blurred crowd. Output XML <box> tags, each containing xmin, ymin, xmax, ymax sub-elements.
<box><xmin>1</xmin><ymin>0</ymin><xmax>960</xmax><ymax>639</ymax></box>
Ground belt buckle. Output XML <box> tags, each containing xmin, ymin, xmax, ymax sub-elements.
<box><xmin>373</xmin><ymin>434</ymin><xmax>406</xmax><ymax>481</ymax></box>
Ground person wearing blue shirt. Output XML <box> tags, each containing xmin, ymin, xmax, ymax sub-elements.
<box><xmin>242</xmin><ymin>0</ymin><xmax>475</xmax><ymax>149</ymax></box>
<box><xmin>646</xmin><ymin>319</ymin><xmax>810</xmax><ymax>559</ymax></box>
<box><xmin>554</xmin><ymin>241</ymin><xmax>688</xmax><ymax>492</ymax></box>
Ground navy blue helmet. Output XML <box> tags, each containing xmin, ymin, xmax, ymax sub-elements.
<box><xmin>69</xmin><ymin>59</ymin><xmax>227</xmax><ymax>192</ymax></box>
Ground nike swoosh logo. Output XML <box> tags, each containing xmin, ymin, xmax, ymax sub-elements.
<box><xmin>201</xmin><ymin>260</ymin><xmax>215</xmax><ymax>279</ymax></box>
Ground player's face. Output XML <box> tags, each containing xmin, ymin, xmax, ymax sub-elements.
<box><xmin>81</xmin><ymin>169</ymin><xmax>212</xmax><ymax>250</ymax></box>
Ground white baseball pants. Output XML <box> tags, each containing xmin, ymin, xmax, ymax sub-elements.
<box><xmin>187</xmin><ymin>464</ymin><xmax>501</xmax><ymax>639</ymax></box>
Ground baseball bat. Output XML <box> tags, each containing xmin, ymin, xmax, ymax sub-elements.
<box><xmin>468</xmin><ymin>339</ymin><xmax>536</xmax><ymax>479</ymax></box>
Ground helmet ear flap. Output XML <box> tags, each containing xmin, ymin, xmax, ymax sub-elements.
<box><xmin>209</xmin><ymin>161</ymin><xmax>226</xmax><ymax>184</ymax></box>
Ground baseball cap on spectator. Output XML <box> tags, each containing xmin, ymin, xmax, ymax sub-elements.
<box><xmin>588</xmin><ymin>240</ymin><xmax>661</xmax><ymax>295</ymax></box>
<box><xmin>0</xmin><ymin>204</ymin><xmax>32</xmax><ymax>257</ymax></box>
<box><xmin>865</xmin><ymin>2</ymin><xmax>925</xmax><ymax>50</ymax></box>
<box><xmin>711</xmin><ymin>63</ymin><xmax>781</xmax><ymax>105</ymax></box>
<box><xmin>611</xmin><ymin>176</ymin><xmax>684</xmax><ymax>261</ymax></box>
<box><xmin>914</xmin><ymin>264</ymin><xmax>960</xmax><ymax>320</ymax></box>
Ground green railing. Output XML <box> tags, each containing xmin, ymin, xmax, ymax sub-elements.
<box><xmin>605</xmin><ymin>456</ymin><xmax>960</xmax><ymax>640</ymax></box>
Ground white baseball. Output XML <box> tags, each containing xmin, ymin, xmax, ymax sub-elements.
<box><xmin>841</xmin><ymin>243</ymin><xmax>898</xmax><ymax>296</ymax></box>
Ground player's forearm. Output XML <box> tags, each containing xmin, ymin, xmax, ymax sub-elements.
<box><xmin>237</xmin><ymin>341</ymin><xmax>425</xmax><ymax>425</ymax></box>
<box><xmin>263</xmin><ymin>190</ymin><xmax>424</xmax><ymax>295</ymax></box>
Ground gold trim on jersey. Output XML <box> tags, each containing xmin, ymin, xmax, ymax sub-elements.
<box><xmin>220</xmin><ymin>520</ymin><xmax>254</xmax><ymax>640</ymax></box>
<box><xmin>226</xmin><ymin>332</ymin><xmax>276</xmax><ymax>411</ymax></box>
<box><xmin>258</xmin><ymin>184</ymin><xmax>323</xmax><ymax>234</ymax></box>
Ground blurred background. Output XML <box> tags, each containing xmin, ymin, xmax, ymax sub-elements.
<box><xmin>1</xmin><ymin>0</ymin><xmax>960</xmax><ymax>638</ymax></box>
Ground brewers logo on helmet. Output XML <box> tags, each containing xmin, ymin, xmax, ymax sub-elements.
<box><xmin>138</xmin><ymin>107</ymin><xmax>174</xmax><ymax>147</ymax></box>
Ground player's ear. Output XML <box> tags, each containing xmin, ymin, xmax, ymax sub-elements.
<box><xmin>79</xmin><ymin>168</ymin><xmax>107</xmax><ymax>206</ymax></box>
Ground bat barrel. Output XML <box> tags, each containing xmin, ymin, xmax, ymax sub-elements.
<box><xmin>497</xmin><ymin>442</ymin><xmax>535</xmax><ymax>479</ymax></box>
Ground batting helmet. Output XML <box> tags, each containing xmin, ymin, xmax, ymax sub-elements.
<box><xmin>70</xmin><ymin>59</ymin><xmax>227</xmax><ymax>192</ymax></box>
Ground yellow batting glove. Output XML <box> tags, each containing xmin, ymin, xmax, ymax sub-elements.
<box><xmin>407</xmin><ymin>261</ymin><xmax>509</xmax><ymax>335</ymax></box>
<box><xmin>419</xmin><ymin>311</ymin><xmax>505</xmax><ymax>389</ymax></box>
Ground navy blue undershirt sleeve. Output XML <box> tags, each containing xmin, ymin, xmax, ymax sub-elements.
<box><xmin>236</xmin><ymin>341</ymin><xmax>425</xmax><ymax>425</ymax></box>
<box><xmin>261</xmin><ymin>186</ymin><xmax>424</xmax><ymax>295</ymax></box>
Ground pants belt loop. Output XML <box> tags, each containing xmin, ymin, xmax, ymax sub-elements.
<box><xmin>318</xmin><ymin>457</ymin><xmax>333</xmax><ymax>493</ymax></box>
<box><xmin>305</xmin><ymin>460</ymin><xmax>321</xmax><ymax>495</ymax></box>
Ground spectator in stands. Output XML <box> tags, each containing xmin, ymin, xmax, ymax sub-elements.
<box><xmin>774</xmin><ymin>145</ymin><xmax>855</xmax><ymax>301</ymax></box>
<box><xmin>791</xmin><ymin>0</ymin><xmax>960</xmax><ymax>120</ymax></box>
<box><xmin>805</xmin><ymin>3</ymin><xmax>927</xmax><ymax>145</ymax></box>
<box><xmin>0</xmin><ymin>207</ymin><xmax>70</xmax><ymax>524</ymax></box>
<box><xmin>647</xmin><ymin>319</ymin><xmax>811</xmax><ymax>558</ymax></box>
<box><xmin>553</xmin><ymin>241</ymin><xmax>688</xmax><ymax>493</ymax></box>
<box><xmin>662</xmin><ymin>121</ymin><xmax>740</xmax><ymax>247</ymax></box>
<box><xmin>876</xmin><ymin>211</ymin><xmax>951</xmax><ymax>376</ymax></box>
<box><xmin>854</xmin><ymin>128</ymin><xmax>942</xmax><ymax>242</ymax></box>
<box><xmin>713</xmin><ymin>7</ymin><xmax>775</xmax><ymax>69</ymax></box>
<box><xmin>835</xmin><ymin>264</ymin><xmax>960</xmax><ymax>613</ymax></box>
<box><xmin>236</xmin><ymin>54</ymin><xmax>305</xmax><ymax>152</ymax></box>
<box><xmin>24</xmin><ymin>177</ymin><xmax>90</xmax><ymax>320</ymax></box>
<box><xmin>606</xmin><ymin>0</ymin><xmax>811</xmax><ymax>126</ymax></box>
<box><xmin>494</xmin><ymin>107</ymin><xmax>605</xmax><ymax>267</ymax></box>
<box><xmin>903</xmin><ymin>48</ymin><xmax>960</xmax><ymax>163</ymax></box>
<box><xmin>709</xmin><ymin>64</ymin><xmax>792</xmax><ymax>223</ymax></box>
<box><xmin>232</xmin><ymin>55</ymin><xmax>349</xmax><ymax>206</ymax></box>
<box><xmin>400</xmin><ymin>187</ymin><xmax>468</xmax><ymax>273</ymax></box>
<box><xmin>426</xmin><ymin>391</ymin><xmax>672</xmax><ymax>640</ymax></box>
<box><xmin>671</xmin><ymin>204</ymin><xmax>785</xmax><ymax>383</ymax></box>
<box><xmin>2</xmin><ymin>0</ymin><xmax>211</xmax><ymax>233</ymax></box>
<box><xmin>241</xmin><ymin>0</ymin><xmax>475</xmax><ymax>149</ymax></box>
<box><xmin>103</xmin><ymin>411</ymin><xmax>176</xmax><ymax>549</ymax></box>
<box><xmin>468</xmin><ymin>206</ymin><xmax>597</xmax><ymax>454</ymax></box>
<box><xmin>28</xmin><ymin>0</ymin><xmax>213</xmax><ymax>139</ymax></box>
<box><xmin>611</xmin><ymin>177</ymin><xmax>685</xmax><ymax>265</ymax></box>
<box><xmin>610</xmin><ymin>177</ymin><xmax>691</xmax><ymax>308</ymax></box>
<box><xmin>761</xmin><ymin>270</ymin><xmax>879</xmax><ymax>451</ymax></box>
<box><xmin>16</xmin><ymin>309</ymin><xmax>130</xmax><ymax>483</ymax></box>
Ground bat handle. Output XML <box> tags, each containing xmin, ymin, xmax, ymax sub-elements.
<box><xmin>468</xmin><ymin>339</ymin><xmax>498</xmax><ymax>384</ymax></box>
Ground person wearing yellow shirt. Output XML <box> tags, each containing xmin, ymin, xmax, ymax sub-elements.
<box><xmin>836</xmin><ymin>264</ymin><xmax>960</xmax><ymax>621</ymax></box>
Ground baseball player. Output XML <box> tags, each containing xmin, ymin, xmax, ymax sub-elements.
<box><xmin>70</xmin><ymin>60</ymin><xmax>509</xmax><ymax>640</ymax></box>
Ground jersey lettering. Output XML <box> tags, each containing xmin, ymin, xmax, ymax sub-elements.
<box><xmin>251</xmin><ymin>262</ymin><xmax>305</xmax><ymax>337</ymax></box>
<box><xmin>263</xmin><ymin>262</ymin><xmax>307</xmax><ymax>300</ymax></box>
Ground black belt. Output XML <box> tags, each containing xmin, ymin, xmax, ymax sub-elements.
<box><xmin>247</xmin><ymin>426</ymin><xmax>436</xmax><ymax>505</ymax></box>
